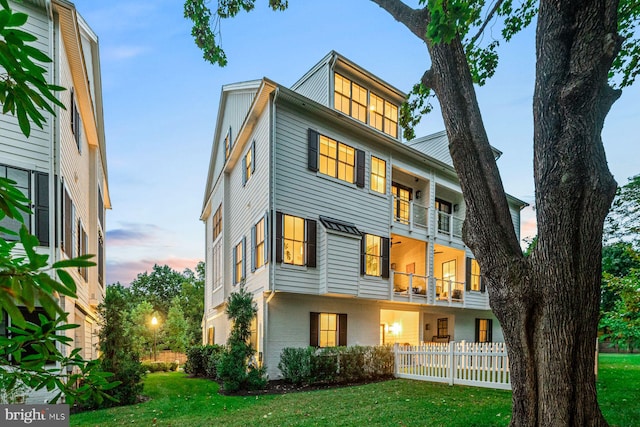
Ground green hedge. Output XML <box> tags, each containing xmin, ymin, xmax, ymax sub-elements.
<box><xmin>184</xmin><ymin>345</ymin><xmax>225</xmax><ymax>378</ymax></box>
<box><xmin>141</xmin><ymin>362</ymin><xmax>178</xmax><ymax>373</ymax></box>
<box><xmin>278</xmin><ymin>345</ymin><xmax>394</xmax><ymax>385</ymax></box>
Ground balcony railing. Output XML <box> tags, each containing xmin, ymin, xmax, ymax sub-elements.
<box><xmin>393</xmin><ymin>272</ymin><xmax>428</xmax><ymax>297</ymax></box>
<box><xmin>392</xmin><ymin>196</ymin><xmax>429</xmax><ymax>230</ymax></box>
<box><xmin>435</xmin><ymin>278</ymin><xmax>465</xmax><ymax>303</ymax></box>
<box><xmin>436</xmin><ymin>211</ymin><xmax>463</xmax><ymax>238</ymax></box>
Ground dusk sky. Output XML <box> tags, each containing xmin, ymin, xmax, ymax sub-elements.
<box><xmin>70</xmin><ymin>0</ymin><xmax>640</xmax><ymax>285</ymax></box>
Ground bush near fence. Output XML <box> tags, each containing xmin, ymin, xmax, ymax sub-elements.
<box><xmin>278</xmin><ymin>345</ymin><xmax>395</xmax><ymax>386</ymax></box>
<box><xmin>141</xmin><ymin>361</ymin><xmax>179</xmax><ymax>373</ymax></box>
<box><xmin>184</xmin><ymin>345</ymin><xmax>225</xmax><ymax>378</ymax></box>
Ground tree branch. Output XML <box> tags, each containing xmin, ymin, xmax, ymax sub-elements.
<box><xmin>468</xmin><ymin>0</ymin><xmax>505</xmax><ymax>46</ymax></box>
<box><xmin>369</xmin><ymin>0</ymin><xmax>429</xmax><ymax>40</ymax></box>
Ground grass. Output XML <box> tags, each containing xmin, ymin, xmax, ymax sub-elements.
<box><xmin>70</xmin><ymin>354</ymin><xmax>639</xmax><ymax>427</ymax></box>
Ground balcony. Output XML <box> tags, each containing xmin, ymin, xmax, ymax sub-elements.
<box><xmin>436</xmin><ymin>210</ymin><xmax>463</xmax><ymax>239</ymax></box>
<box><xmin>390</xmin><ymin>272</ymin><xmax>468</xmax><ymax>307</ymax></box>
<box><xmin>392</xmin><ymin>195</ymin><xmax>429</xmax><ymax>232</ymax></box>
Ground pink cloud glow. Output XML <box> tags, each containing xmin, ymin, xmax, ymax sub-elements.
<box><xmin>106</xmin><ymin>257</ymin><xmax>202</xmax><ymax>286</ymax></box>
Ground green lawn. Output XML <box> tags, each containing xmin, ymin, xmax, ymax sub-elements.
<box><xmin>70</xmin><ymin>354</ymin><xmax>639</xmax><ymax>427</ymax></box>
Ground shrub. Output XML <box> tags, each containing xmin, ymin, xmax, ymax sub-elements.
<box><xmin>278</xmin><ymin>347</ymin><xmax>314</xmax><ymax>385</ymax></box>
<box><xmin>184</xmin><ymin>345</ymin><xmax>224</xmax><ymax>378</ymax></box>
<box><xmin>141</xmin><ymin>362</ymin><xmax>178</xmax><ymax>373</ymax></box>
<box><xmin>278</xmin><ymin>345</ymin><xmax>395</xmax><ymax>386</ymax></box>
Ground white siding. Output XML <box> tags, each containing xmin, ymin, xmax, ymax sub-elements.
<box><xmin>510</xmin><ymin>203</ymin><xmax>522</xmax><ymax>240</ymax></box>
<box><xmin>290</xmin><ymin>63</ymin><xmax>329</xmax><ymax>106</ymax></box>
<box><xmin>325</xmin><ymin>232</ymin><xmax>360</xmax><ymax>296</ymax></box>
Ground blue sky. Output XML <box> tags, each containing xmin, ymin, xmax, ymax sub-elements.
<box><xmin>71</xmin><ymin>0</ymin><xmax>640</xmax><ymax>285</ymax></box>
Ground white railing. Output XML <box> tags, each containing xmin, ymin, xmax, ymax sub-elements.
<box><xmin>394</xmin><ymin>342</ymin><xmax>511</xmax><ymax>390</ymax></box>
<box><xmin>434</xmin><ymin>279</ymin><xmax>465</xmax><ymax>303</ymax></box>
<box><xmin>392</xmin><ymin>272</ymin><xmax>428</xmax><ymax>297</ymax></box>
<box><xmin>392</xmin><ymin>196</ymin><xmax>429</xmax><ymax>230</ymax></box>
<box><xmin>436</xmin><ymin>211</ymin><xmax>463</xmax><ymax>238</ymax></box>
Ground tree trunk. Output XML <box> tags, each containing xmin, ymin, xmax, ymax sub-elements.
<box><xmin>373</xmin><ymin>0</ymin><xmax>621</xmax><ymax>425</ymax></box>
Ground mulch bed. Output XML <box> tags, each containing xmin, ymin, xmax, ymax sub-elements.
<box><xmin>217</xmin><ymin>376</ymin><xmax>395</xmax><ymax>396</ymax></box>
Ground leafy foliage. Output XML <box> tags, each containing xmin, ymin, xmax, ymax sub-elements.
<box><xmin>611</xmin><ymin>0</ymin><xmax>640</xmax><ymax>88</ymax></box>
<box><xmin>0</xmin><ymin>0</ymin><xmax>65</xmax><ymax>137</ymax></box>
<box><xmin>604</xmin><ymin>174</ymin><xmax>640</xmax><ymax>248</ymax></box>
<box><xmin>164</xmin><ymin>297</ymin><xmax>189</xmax><ymax>354</ymax></box>
<box><xmin>129</xmin><ymin>264</ymin><xmax>185</xmax><ymax>315</ymax></box>
<box><xmin>217</xmin><ymin>285</ymin><xmax>266</xmax><ymax>392</ymax></box>
<box><xmin>599</xmin><ymin>269</ymin><xmax>640</xmax><ymax>352</ymax></box>
<box><xmin>184</xmin><ymin>344</ymin><xmax>225</xmax><ymax>378</ymax></box>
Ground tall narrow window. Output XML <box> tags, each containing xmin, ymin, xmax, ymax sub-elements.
<box><xmin>350</xmin><ymin>81</ymin><xmax>367</xmax><ymax>123</ymax></box>
<box><xmin>437</xmin><ymin>318</ymin><xmax>448</xmax><ymax>337</ymax></box>
<box><xmin>98</xmin><ymin>233</ymin><xmax>104</xmax><ymax>286</ymax></box>
<box><xmin>224</xmin><ymin>129</ymin><xmax>231</xmax><ymax>160</ymax></box>
<box><xmin>364</xmin><ymin>234</ymin><xmax>382</xmax><ymax>276</ymax></box>
<box><xmin>0</xmin><ymin>165</ymin><xmax>31</xmax><ymax>239</ymax></box>
<box><xmin>71</xmin><ymin>89</ymin><xmax>82</xmax><ymax>150</ymax></box>
<box><xmin>442</xmin><ymin>260</ymin><xmax>456</xmax><ymax>284</ymax></box>
<box><xmin>243</xmin><ymin>140</ymin><xmax>256</xmax><ymax>185</ymax></box>
<box><xmin>212</xmin><ymin>204</ymin><xmax>222</xmax><ymax>241</ymax></box>
<box><xmin>392</xmin><ymin>183</ymin><xmax>412</xmax><ymax>224</ymax></box>
<box><xmin>370</xmin><ymin>157</ymin><xmax>386</xmax><ymax>194</ymax></box>
<box><xmin>475</xmin><ymin>319</ymin><xmax>493</xmax><ymax>343</ymax></box>
<box><xmin>384</xmin><ymin>102</ymin><xmax>398</xmax><ymax>138</ymax></box>
<box><xmin>254</xmin><ymin>217</ymin><xmax>265</xmax><ymax>270</ymax></box>
<box><xmin>436</xmin><ymin>198</ymin><xmax>452</xmax><ymax>233</ymax></box>
<box><xmin>370</xmin><ymin>93</ymin><xmax>398</xmax><ymax>137</ymax></box>
<box><xmin>334</xmin><ymin>73</ymin><xmax>351</xmax><ymax>116</ymax></box>
<box><xmin>233</xmin><ymin>238</ymin><xmax>245</xmax><ymax>284</ymax></box>
<box><xmin>470</xmin><ymin>259</ymin><xmax>481</xmax><ymax>291</ymax></box>
<box><xmin>77</xmin><ymin>219</ymin><xmax>88</xmax><ymax>280</ymax></box>
<box><xmin>283</xmin><ymin>214</ymin><xmax>305</xmax><ymax>266</ymax></box>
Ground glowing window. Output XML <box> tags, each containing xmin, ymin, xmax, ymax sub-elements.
<box><xmin>370</xmin><ymin>157</ymin><xmax>386</xmax><ymax>194</ymax></box>
<box><xmin>319</xmin><ymin>313</ymin><xmax>337</xmax><ymax>347</ymax></box>
<box><xmin>364</xmin><ymin>234</ymin><xmax>382</xmax><ymax>276</ymax></box>
<box><xmin>283</xmin><ymin>214</ymin><xmax>305</xmax><ymax>266</ymax></box>
<box><xmin>319</xmin><ymin>135</ymin><xmax>355</xmax><ymax>184</ymax></box>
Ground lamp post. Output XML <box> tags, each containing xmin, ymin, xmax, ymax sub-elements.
<box><xmin>151</xmin><ymin>316</ymin><xmax>158</xmax><ymax>361</ymax></box>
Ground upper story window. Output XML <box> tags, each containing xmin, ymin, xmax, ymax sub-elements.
<box><xmin>436</xmin><ymin>198</ymin><xmax>452</xmax><ymax>234</ymax></box>
<box><xmin>212</xmin><ymin>204</ymin><xmax>222</xmax><ymax>241</ymax></box>
<box><xmin>98</xmin><ymin>188</ymin><xmax>104</xmax><ymax>229</ymax></box>
<box><xmin>275</xmin><ymin>212</ymin><xmax>317</xmax><ymax>267</ymax></box>
<box><xmin>370</xmin><ymin>157</ymin><xmax>386</xmax><ymax>194</ymax></box>
<box><xmin>360</xmin><ymin>234</ymin><xmax>390</xmax><ymax>278</ymax></box>
<box><xmin>252</xmin><ymin>215</ymin><xmax>267</xmax><ymax>271</ymax></box>
<box><xmin>333</xmin><ymin>73</ymin><xmax>399</xmax><ymax>138</ymax></box>
<box><xmin>77</xmin><ymin>219</ymin><xmax>88</xmax><ymax>281</ymax></box>
<box><xmin>392</xmin><ymin>183</ymin><xmax>412</xmax><ymax>224</ymax></box>
<box><xmin>233</xmin><ymin>237</ymin><xmax>246</xmax><ymax>284</ymax></box>
<box><xmin>242</xmin><ymin>140</ymin><xmax>256</xmax><ymax>186</ymax></box>
<box><xmin>319</xmin><ymin>135</ymin><xmax>355</xmax><ymax>183</ymax></box>
<box><xmin>470</xmin><ymin>259</ymin><xmax>481</xmax><ymax>291</ymax></box>
<box><xmin>71</xmin><ymin>89</ymin><xmax>82</xmax><ymax>151</ymax></box>
<box><xmin>224</xmin><ymin>128</ymin><xmax>232</xmax><ymax>160</ymax></box>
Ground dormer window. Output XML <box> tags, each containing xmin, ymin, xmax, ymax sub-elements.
<box><xmin>333</xmin><ymin>73</ymin><xmax>398</xmax><ymax>138</ymax></box>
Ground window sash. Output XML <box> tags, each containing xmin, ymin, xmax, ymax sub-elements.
<box><xmin>319</xmin><ymin>313</ymin><xmax>338</xmax><ymax>347</ymax></box>
<box><xmin>437</xmin><ymin>318</ymin><xmax>448</xmax><ymax>337</ymax></box>
<box><xmin>234</xmin><ymin>241</ymin><xmax>243</xmax><ymax>283</ymax></box>
<box><xmin>213</xmin><ymin>204</ymin><xmax>222</xmax><ymax>241</ymax></box>
<box><xmin>255</xmin><ymin>218</ymin><xmax>265</xmax><ymax>269</ymax></box>
<box><xmin>365</xmin><ymin>234</ymin><xmax>382</xmax><ymax>276</ymax></box>
<box><xmin>283</xmin><ymin>214</ymin><xmax>305</xmax><ymax>266</ymax></box>
<box><xmin>370</xmin><ymin>157</ymin><xmax>386</xmax><ymax>194</ymax></box>
<box><xmin>319</xmin><ymin>135</ymin><xmax>355</xmax><ymax>183</ymax></box>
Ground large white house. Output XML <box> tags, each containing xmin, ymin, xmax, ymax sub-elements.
<box><xmin>0</xmin><ymin>0</ymin><xmax>110</xmax><ymax>402</ymax></box>
<box><xmin>201</xmin><ymin>51</ymin><xmax>525</xmax><ymax>379</ymax></box>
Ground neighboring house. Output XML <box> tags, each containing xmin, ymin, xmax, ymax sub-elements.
<box><xmin>200</xmin><ymin>51</ymin><xmax>526</xmax><ymax>379</ymax></box>
<box><xmin>0</xmin><ymin>0</ymin><xmax>110</xmax><ymax>402</ymax></box>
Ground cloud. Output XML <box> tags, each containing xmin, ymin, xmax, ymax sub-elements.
<box><xmin>106</xmin><ymin>223</ymin><xmax>163</xmax><ymax>246</ymax></box>
<box><xmin>106</xmin><ymin>257</ymin><xmax>202</xmax><ymax>286</ymax></box>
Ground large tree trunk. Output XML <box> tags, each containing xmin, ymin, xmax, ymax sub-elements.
<box><xmin>374</xmin><ymin>0</ymin><xmax>621</xmax><ymax>425</ymax></box>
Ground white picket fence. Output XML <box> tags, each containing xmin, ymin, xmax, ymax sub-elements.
<box><xmin>394</xmin><ymin>342</ymin><xmax>511</xmax><ymax>390</ymax></box>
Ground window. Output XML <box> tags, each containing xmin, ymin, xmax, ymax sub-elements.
<box><xmin>276</xmin><ymin>212</ymin><xmax>316</xmax><ymax>267</ymax></box>
<box><xmin>436</xmin><ymin>198</ymin><xmax>452</xmax><ymax>233</ymax></box>
<box><xmin>224</xmin><ymin>128</ymin><xmax>232</xmax><ymax>160</ymax></box>
<box><xmin>249</xmin><ymin>317</ymin><xmax>258</xmax><ymax>351</ymax></box>
<box><xmin>319</xmin><ymin>135</ymin><xmax>355</xmax><ymax>183</ymax></box>
<box><xmin>62</xmin><ymin>187</ymin><xmax>75</xmax><ymax>256</ymax></box>
<box><xmin>98</xmin><ymin>233</ymin><xmax>104</xmax><ymax>286</ymax></box>
<box><xmin>334</xmin><ymin>73</ymin><xmax>399</xmax><ymax>137</ymax></box>
<box><xmin>475</xmin><ymin>319</ymin><xmax>493</xmax><ymax>343</ymax></box>
<box><xmin>71</xmin><ymin>89</ymin><xmax>82</xmax><ymax>150</ymax></box>
<box><xmin>77</xmin><ymin>219</ymin><xmax>88</xmax><ymax>280</ymax></box>
<box><xmin>252</xmin><ymin>215</ymin><xmax>268</xmax><ymax>271</ymax></box>
<box><xmin>0</xmin><ymin>165</ymin><xmax>30</xmax><ymax>239</ymax></box>
<box><xmin>2</xmin><ymin>307</ymin><xmax>55</xmax><ymax>364</ymax></box>
<box><xmin>392</xmin><ymin>183</ymin><xmax>412</xmax><ymax>224</ymax></box>
<box><xmin>370</xmin><ymin>93</ymin><xmax>398</xmax><ymax>138</ymax></box>
<box><xmin>283</xmin><ymin>214</ymin><xmax>305</xmax><ymax>266</ymax></box>
<box><xmin>467</xmin><ymin>258</ymin><xmax>482</xmax><ymax>292</ymax></box>
<box><xmin>361</xmin><ymin>234</ymin><xmax>389</xmax><ymax>278</ymax></box>
<box><xmin>233</xmin><ymin>237</ymin><xmax>246</xmax><ymax>284</ymax></box>
<box><xmin>212</xmin><ymin>204</ymin><xmax>222</xmax><ymax>241</ymax></box>
<box><xmin>207</xmin><ymin>327</ymin><xmax>215</xmax><ymax>345</ymax></box>
<box><xmin>310</xmin><ymin>312</ymin><xmax>347</xmax><ymax>347</ymax></box>
<box><xmin>437</xmin><ymin>318</ymin><xmax>448</xmax><ymax>337</ymax></box>
<box><xmin>242</xmin><ymin>140</ymin><xmax>256</xmax><ymax>185</ymax></box>
<box><xmin>442</xmin><ymin>259</ymin><xmax>456</xmax><ymax>283</ymax></box>
<box><xmin>212</xmin><ymin>240</ymin><xmax>223</xmax><ymax>291</ymax></box>
<box><xmin>98</xmin><ymin>188</ymin><xmax>104</xmax><ymax>229</ymax></box>
<box><xmin>370</xmin><ymin>157</ymin><xmax>386</xmax><ymax>194</ymax></box>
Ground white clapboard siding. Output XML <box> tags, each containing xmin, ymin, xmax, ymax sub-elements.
<box><xmin>325</xmin><ymin>232</ymin><xmax>360</xmax><ymax>296</ymax></box>
<box><xmin>290</xmin><ymin>61</ymin><xmax>330</xmax><ymax>106</ymax></box>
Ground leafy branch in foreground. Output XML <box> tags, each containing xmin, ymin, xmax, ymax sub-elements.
<box><xmin>0</xmin><ymin>0</ymin><xmax>65</xmax><ymax>137</ymax></box>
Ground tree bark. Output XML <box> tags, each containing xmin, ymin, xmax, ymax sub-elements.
<box><xmin>374</xmin><ymin>0</ymin><xmax>621</xmax><ymax>425</ymax></box>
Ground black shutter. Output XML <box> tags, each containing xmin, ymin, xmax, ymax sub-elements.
<box><xmin>356</xmin><ymin>149</ymin><xmax>365</xmax><ymax>187</ymax></box>
<box><xmin>381</xmin><ymin>237</ymin><xmax>390</xmax><ymax>279</ymax></box>
<box><xmin>487</xmin><ymin>319</ymin><xmax>493</xmax><ymax>342</ymax></box>
<box><xmin>308</xmin><ymin>129</ymin><xmax>319</xmax><ymax>172</ymax></box>
<box><xmin>338</xmin><ymin>314</ymin><xmax>347</xmax><ymax>346</ymax></box>
<box><xmin>360</xmin><ymin>235</ymin><xmax>366</xmax><ymax>275</ymax></box>
<box><xmin>242</xmin><ymin>155</ymin><xmax>247</xmax><ymax>186</ymax></box>
<box><xmin>306</xmin><ymin>219</ymin><xmax>317</xmax><ymax>268</ymax></box>
<box><xmin>63</xmin><ymin>188</ymin><xmax>72</xmax><ymax>255</ymax></box>
<box><xmin>480</xmin><ymin>273</ymin><xmax>486</xmax><ymax>293</ymax></box>
<box><xmin>251</xmin><ymin>225</ymin><xmax>256</xmax><ymax>273</ymax></box>
<box><xmin>310</xmin><ymin>312</ymin><xmax>319</xmax><ymax>347</ymax></box>
<box><xmin>475</xmin><ymin>319</ymin><xmax>480</xmax><ymax>342</ymax></box>
<box><xmin>275</xmin><ymin>211</ymin><xmax>283</xmax><ymax>263</ymax></box>
<box><xmin>251</xmin><ymin>140</ymin><xmax>256</xmax><ymax>173</ymax></box>
<box><xmin>35</xmin><ymin>172</ymin><xmax>49</xmax><ymax>246</ymax></box>
<box><xmin>264</xmin><ymin>211</ymin><xmax>269</xmax><ymax>265</ymax></box>
<box><xmin>465</xmin><ymin>257</ymin><xmax>472</xmax><ymax>291</ymax></box>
